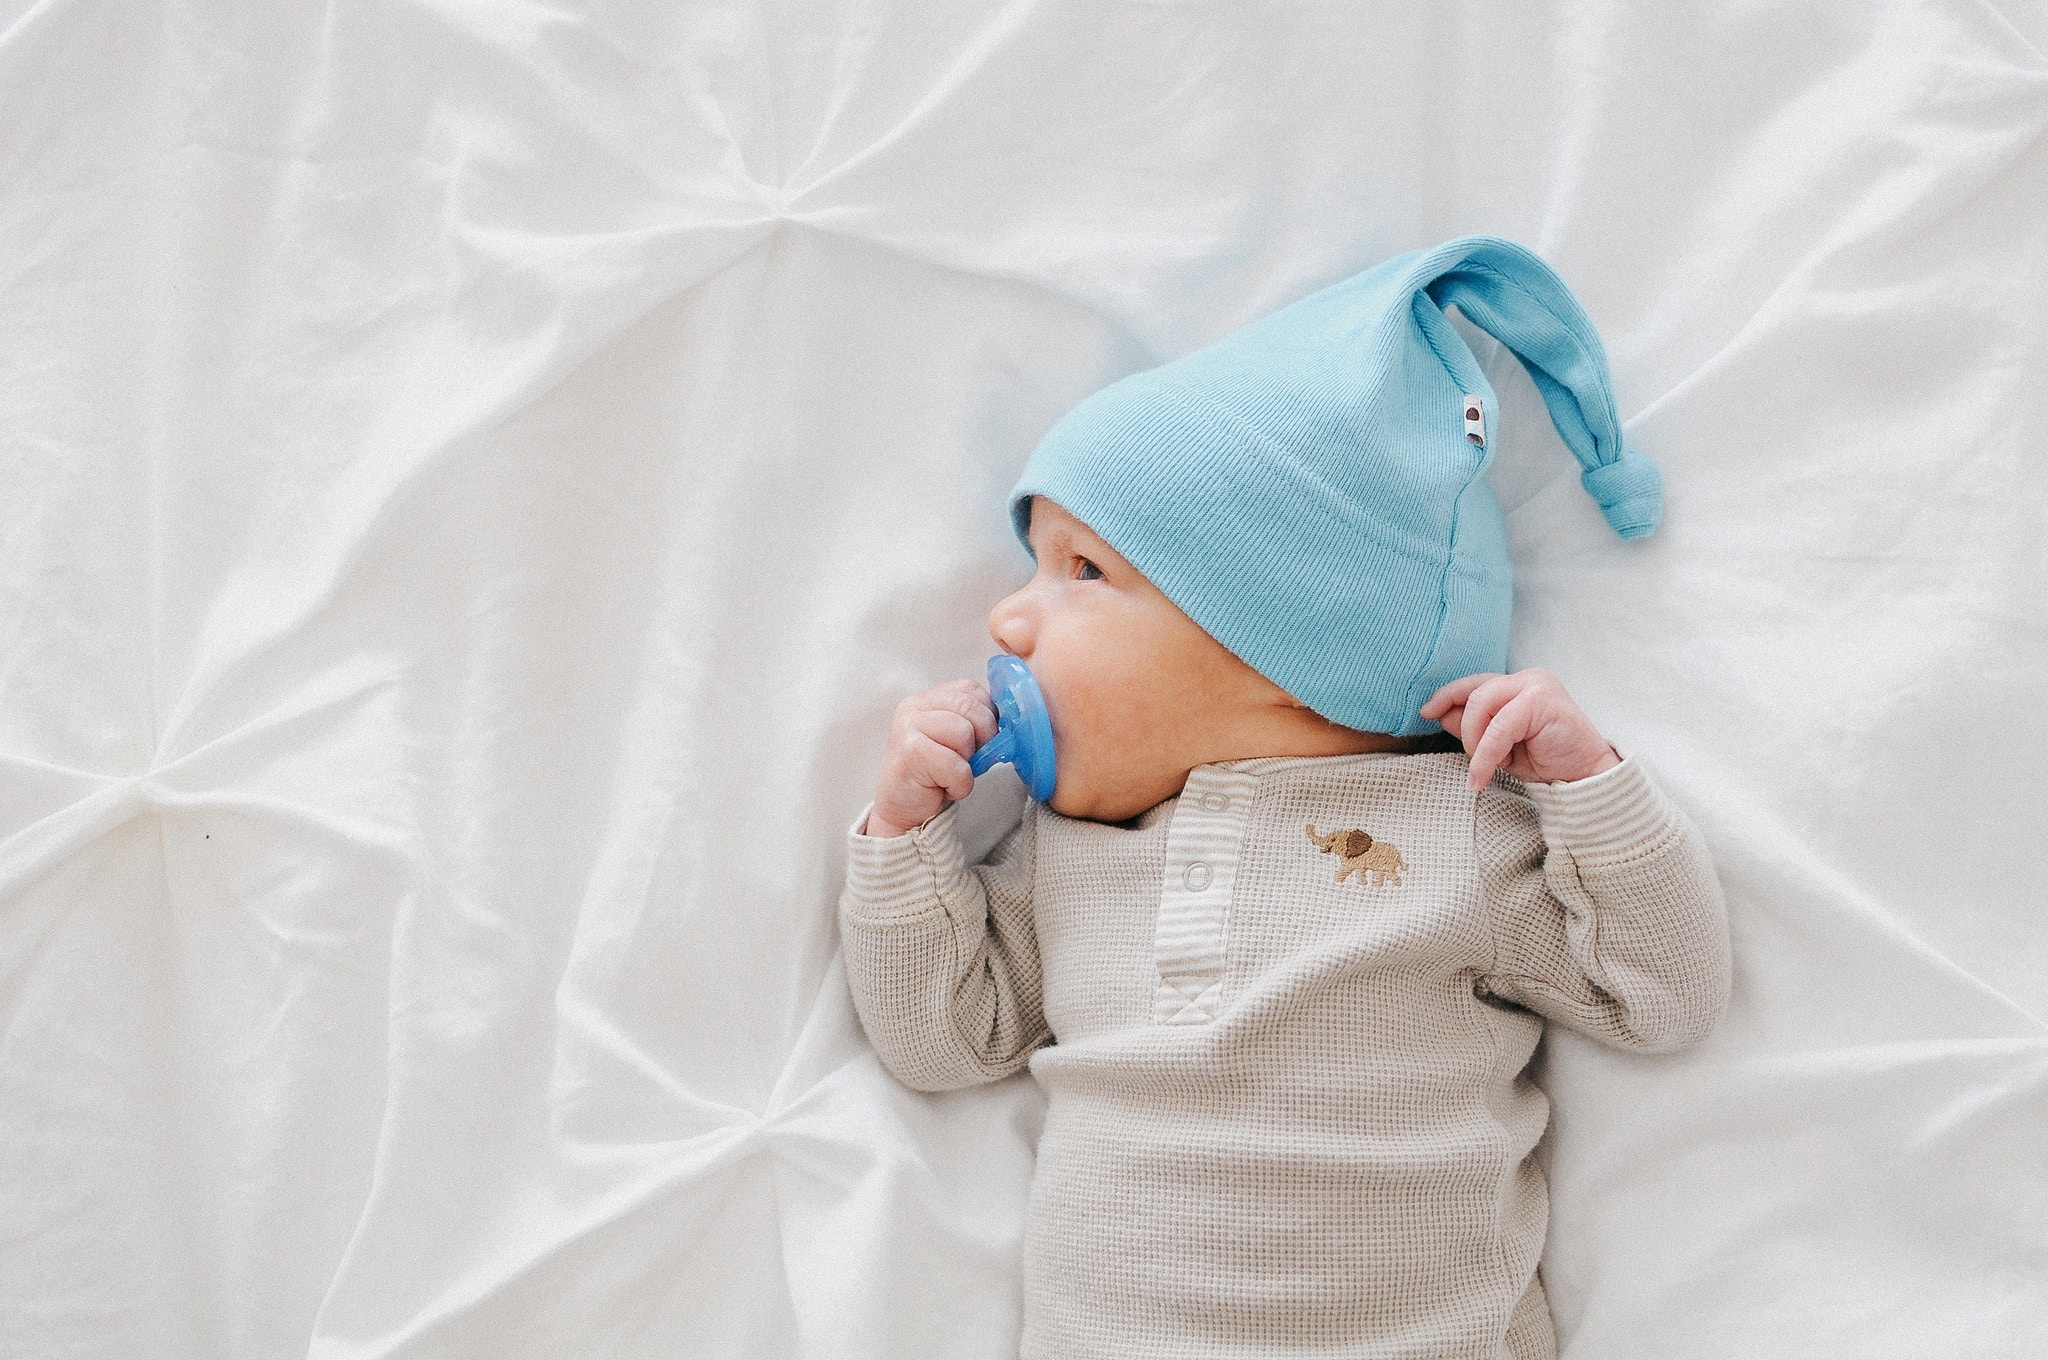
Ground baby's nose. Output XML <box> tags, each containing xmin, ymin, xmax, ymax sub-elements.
<box><xmin>987</xmin><ymin>590</ymin><xmax>1034</xmax><ymax>656</ymax></box>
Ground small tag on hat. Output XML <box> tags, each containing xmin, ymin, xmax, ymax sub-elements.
<box><xmin>1462</xmin><ymin>396</ymin><xmax>1485</xmax><ymax>447</ymax></box>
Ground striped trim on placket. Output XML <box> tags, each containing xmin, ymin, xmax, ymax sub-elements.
<box><xmin>1152</xmin><ymin>766</ymin><xmax>1260</xmax><ymax>1025</ymax></box>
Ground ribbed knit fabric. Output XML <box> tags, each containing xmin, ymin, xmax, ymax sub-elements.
<box><xmin>1007</xmin><ymin>236</ymin><xmax>1662</xmax><ymax>737</ymax></box>
<box><xmin>840</xmin><ymin>752</ymin><xmax>1730</xmax><ymax>1359</ymax></box>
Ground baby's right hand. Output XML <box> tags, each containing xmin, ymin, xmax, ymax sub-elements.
<box><xmin>864</xmin><ymin>679</ymin><xmax>998</xmax><ymax>839</ymax></box>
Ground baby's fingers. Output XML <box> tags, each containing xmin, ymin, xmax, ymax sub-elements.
<box><xmin>1420</xmin><ymin>672</ymin><xmax>1503</xmax><ymax>721</ymax></box>
<box><xmin>913</xmin><ymin>680</ymin><xmax>999</xmax><ymax>748</ymax></box>
<box><xmin>907</xmin><ymin>731</ymin><xmax>977</xmax><ymax>802</ymax></box>
<box><xmin>894</xmin><ymin>684</ymin><xmax>995</xmax><ymax>752</ymax></box>
<box><xmin>1443</xmin><ymin>673</ymin><xmax>1522</xmax><ymax>752</ymax></box>
<box><xmin>1430</xmin><ymin>703</ymin><xmax>1467</xmax><ymax>746</ymax></box>
<box><xmin>1466</xmin><ymin>689</ymin><xmax>1538</xmax><ymax>790</ymax></box>
<box><xmin>912</xmin><ymin>707</ymin><xmax>986</xmax><ymax>761</ymax></box>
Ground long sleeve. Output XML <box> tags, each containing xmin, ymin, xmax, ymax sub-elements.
<box><xmin>1476</xmin><ymin>757</ymin><xmax>1731</xmax><ymax>1054</ymax></box>
<box><xmin>838</xmin><ymin>802</ymin><xmax>1050</xmax><ymax>1091</ymax></box>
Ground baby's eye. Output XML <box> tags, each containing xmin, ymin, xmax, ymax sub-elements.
<box><xmin>1076</xmin><ymin>559</ymin><xmax>1104</xmax><ymax>581</ymax></box>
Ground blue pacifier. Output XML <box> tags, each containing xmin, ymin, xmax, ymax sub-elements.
<box><xmin>968</xmin><ymin>654</ymin><xmax>1058</xmax><ymax>802</ymax></box>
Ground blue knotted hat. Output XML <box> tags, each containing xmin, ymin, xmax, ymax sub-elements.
<box><xmin>1008</xmin><ymin>235</ymin><xmax>1660</xmax><ymax>738</ymax></box>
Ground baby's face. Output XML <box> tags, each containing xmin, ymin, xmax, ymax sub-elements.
<box><xmin>989</xmin><ymin>498</ymin><xmax>1370</xmax><ymax>822</ymax></box>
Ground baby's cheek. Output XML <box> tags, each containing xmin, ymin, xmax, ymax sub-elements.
<box><xmin>1038</xmin><ymin>674</ymin><xmax>1113</xmax><ymax>783</ymax></box>
<box><xmin>1036</xmin><ymin>678</ymin><xmax>1085</xmax><ymax>769</ymax></box>
<box><xmin>1048</xmin><ymin>664</ymin><xmax>1134</xmax><ymax>749</ymax></box>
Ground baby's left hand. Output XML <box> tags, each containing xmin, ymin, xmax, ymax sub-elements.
<box><xmin>1421</xmin><ymin>669</ymin><xmax>1620</xmax><ymax>791</ymax></box>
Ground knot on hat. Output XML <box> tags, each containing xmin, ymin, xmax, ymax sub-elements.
<box><xmin>1580</xmin><ymin>446</ymin><xmax>1663</xmax><ymax>539</ymax></box>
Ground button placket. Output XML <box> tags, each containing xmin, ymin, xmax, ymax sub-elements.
<box><xmin>1151</xmin><ymin>767</ymin><xmax>1259</xmax><ymax>1025</ymax></box>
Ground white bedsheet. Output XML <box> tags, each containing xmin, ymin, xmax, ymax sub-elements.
<box><xmin>2</xmin><ymin>2</ymin><xmax>2044</xmax><ymax>1356</ymax></box>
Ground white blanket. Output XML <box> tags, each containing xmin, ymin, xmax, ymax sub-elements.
<box><xmin>2</xmin><ymin>2</ymin><xmax>2043</xmax><ymax>1356</ymax></box>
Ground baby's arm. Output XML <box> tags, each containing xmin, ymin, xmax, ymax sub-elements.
<box><xmin>1474</xmin><ymin>760</ymin><xmax>1730</xmax><ymax>1052</ymax></box>
<box><xmin>1433</xmin><ymin>671</ymin><xmax>1731</xmax><ymax>1052</ymax></box>
<box><xmin>839</xmin><ymin>682</ymin><xmax>1050</xmax><ymax>1091</ymax></box>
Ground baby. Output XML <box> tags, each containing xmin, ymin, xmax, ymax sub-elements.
<box><xmin>840</xmin><ymin>237</ymin><xmax>1731</xmax><ymax>1359</ymax></box>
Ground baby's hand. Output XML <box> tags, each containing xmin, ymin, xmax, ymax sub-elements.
<box><xmin>1420</xmin><ymin>669</ymin><xmax>1621</xmax><ymax>792</ymax></box>
<box><xmin>864</xmin><ymin>679</ymin><xmax>999</xmax><ymax>839</ymax></box>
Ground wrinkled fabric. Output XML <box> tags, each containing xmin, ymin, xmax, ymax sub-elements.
<box><xmin>0</xmin><ymin>2</ymin><xmax>2043</xmax><ymax>1359</ymax></box>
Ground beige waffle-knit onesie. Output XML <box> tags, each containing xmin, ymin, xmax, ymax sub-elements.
<box><xmin>840</xmin><ymin>749</ymin><xmax>1730</xmax><ymax>1359</ymax></box>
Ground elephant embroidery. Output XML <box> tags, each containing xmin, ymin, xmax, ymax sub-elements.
<box><xmin>1306</xmin><ymin>825</ymin><xmax>1407</xmax><ymax>887</ymax></box>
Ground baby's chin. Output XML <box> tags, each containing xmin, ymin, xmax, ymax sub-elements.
<box><xmin>1045</xmin><ymin>762</ymin><xmax>1190</xmax><ymax>825</ymax></box>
